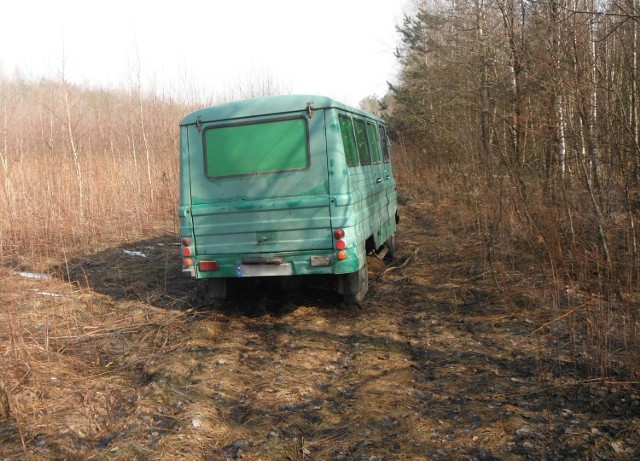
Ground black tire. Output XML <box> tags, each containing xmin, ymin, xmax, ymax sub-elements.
<box><xmin>384</xmin><ymin>233</ymin><xmax>397</xmax><ymax>262</ymax></box>
<box><xmin>207</xmin><ymin>278</ymin><xmax>228</xmax><ymax>300</ymax></box>
<box><xmin>338</xmin><ymin>261</ymin><xmax>369</xmax><ymax>302</ymax></box>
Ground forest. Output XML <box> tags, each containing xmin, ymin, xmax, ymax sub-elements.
<box><xmin>388</xmin><ymin>0</ymin><xmax>640</xmax><ymax>379</ymax></box>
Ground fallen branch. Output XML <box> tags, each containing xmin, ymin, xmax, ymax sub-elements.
<box><xmin>383</xmin><ymin>247</ymin><xmax>420</xmax><ymax>275</ymax></box>
<box><xmin>528</xmin><ymin>309</ymin><xmax>576</xmax><ymax>336</ymax></box>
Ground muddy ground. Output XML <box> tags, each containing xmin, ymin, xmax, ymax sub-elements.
<box><xmin>1</xmin><ymin>200</ymin><xmax>639</xmax><ymax>460</ymax></box>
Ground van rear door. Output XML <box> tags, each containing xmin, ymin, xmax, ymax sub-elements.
<box><xmin>185</xmin><ymin>110</ymin><xmax>331</xmax><ymax>258</ymax></box>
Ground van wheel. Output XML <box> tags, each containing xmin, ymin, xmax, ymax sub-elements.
<box><xmin>338</xmin><ymin>262</ymin><xmax>369</xmax><ymax>302</ymax></box>
<box><xmin>384</xmin><ymin>233</ymin><xmax>397</xmax><ymax>262</ymax></box>
<box><xmin>207</xmin><ymin>278</ymin><xmax>228</xmax><ymax>300</ymax></box>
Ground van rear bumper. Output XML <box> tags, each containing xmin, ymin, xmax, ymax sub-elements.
<box><xmin>188</xmin><ymin>248</ymin><xmax>361</xmax><ymax>278</ymax></box>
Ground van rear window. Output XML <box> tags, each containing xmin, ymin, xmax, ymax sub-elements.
<box><xmin>204</xmin><ymin>118</ymin><xmax>309</xmax><ymax>178</ymax></box>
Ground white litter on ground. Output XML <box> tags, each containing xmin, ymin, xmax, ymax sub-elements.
<box><xmin>16</xmin><ymin>271</ymin><xmax>50</xmax><ymax>280</ymax></box>
<box><xmin>123</xmin><ymin>250</ymin><xmax>148</xmax><ymax>258</ymax></box>
<box><xmin>32</xmin><ymin>289</ymin><xmax>63</xmax><ymax>297</ymax></box>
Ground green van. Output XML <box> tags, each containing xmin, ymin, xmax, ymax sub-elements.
<box><xmin>178</xmin><ymin>95</ymin><xmax>398</xmax><ymax>301</ymax></box>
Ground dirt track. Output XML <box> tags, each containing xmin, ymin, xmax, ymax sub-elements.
<box><xmin>1</xmin><ymin>200</ymin><xmax>639</xmax><ymax>460</ymax></box>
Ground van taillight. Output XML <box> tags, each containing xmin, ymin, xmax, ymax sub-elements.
<box><xmin>334</xmin><ymin>228</ymin><xmax>347</xmax><ymax>260</ymax></box>
<box><xmin>200</xmin><ymin>261</ymin><xmax>219</xmax><ymax>272</ymax></box>
<box><xmin>181</xmin><ymin>237</ymin><xmax>194</xmax><ymax>268</ymax></box>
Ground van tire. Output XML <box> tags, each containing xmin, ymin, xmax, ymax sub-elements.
<box><xmin>207</xmin><ymin>278</ymin><xmax>228</xmax><ymax>300</ymax></box>
<box><xmin>384</xmin><ymin>233</ymin><xmax>397</xmax><ymax>262</ymax></box>
<box><xmin>338</xmin><ymin>262</ymin><xmax>369</xmax><ymax>302</ymax></box>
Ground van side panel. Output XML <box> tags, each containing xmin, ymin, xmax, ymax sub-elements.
<box><xmin>379</xmin><ymin>125</ymin><xmax>399</xmax><ymax>236</ymax></box>
<box><xmin>326</xmin><ymin>109</ymin><xmax>394</xmax><ymax>274</ymax></box>
<box><xmin>325</xmin><ymin>110</ymin><xmax>364</xmax><ymax>274</ymax></box>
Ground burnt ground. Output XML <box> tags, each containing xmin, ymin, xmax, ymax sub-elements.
<box><xmin>0</xmin><ymin>200</ymin><xmax>639</xmax><ymax>460</ymax></box>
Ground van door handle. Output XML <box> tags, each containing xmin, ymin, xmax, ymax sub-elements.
<box><xmin>386</xmin><ymin>175</ymin><xmax>391</xmax><ymax>180</ymax></box>
<box><xmin>376</xmin><ymin>178</ymin><xmax>383</xmax><ymax>184</ymax></box>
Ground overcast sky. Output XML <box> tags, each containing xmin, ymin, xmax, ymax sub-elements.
<box><xmin>0</xmin><ymin>0</ymin><xmax>409</xmax><ymax>106</ymax></box>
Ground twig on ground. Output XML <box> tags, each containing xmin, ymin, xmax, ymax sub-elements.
<box><xmin>383</xmin><ymin>247</ymin><xmax>420</xmax><ymax>275</ymax></box>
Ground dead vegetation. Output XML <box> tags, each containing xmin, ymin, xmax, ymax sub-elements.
<box><xmin>0</xmin><ymin>74</ymin><xmax>638</xmax><ymax>459</ymax></box>
<box><xmin>0</xmin><ymin>195</ymin><xmax>639</xmax><ymax>460</ymax></box>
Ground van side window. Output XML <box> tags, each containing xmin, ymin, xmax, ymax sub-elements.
<box><xmin>378</xmin><ymin>125</ymin><xmax>390</xmax><ymax>163</ymax></box>
<box><xmin>366</xmin><ymin>122</ymin><xmax>381</xmax><ymax>164</ymax></box>
<box><xmin>339</xmin><ymin>116</ymin><xmax>360</xmax><ymax>167</ymax></box>
<box><xmin>354</xmin><ymin>119</ymin><xmax>371</xmax><ymax>165</ymax></box>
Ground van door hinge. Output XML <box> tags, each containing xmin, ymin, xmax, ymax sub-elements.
<box><xmin>306</xmin><ymin>102</ymin><xmax>314</xmax><ymax>118</ymax></box>
<box><xmin>196</xmin><ymin>116</ymin><xmax>203</xmax><ymax>133</ymax></box>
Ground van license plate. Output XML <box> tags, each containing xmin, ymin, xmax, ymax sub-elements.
<box><xmin>237</xmin><ymin>264</ymin><xmax>292</xmax><ymax>277</ymax></box>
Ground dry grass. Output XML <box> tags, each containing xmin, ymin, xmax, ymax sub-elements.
<box><xmin>393</xmin><ymin>136</ymin><xmax>640</xmax><ymax>382</ymax></box>
<box><xmin>0</xmin><ymin>77</ymin><xmax>183</xmax><ymax>258</ymax></box>
<box><xmin>0</xmin><ymin>77</ymin><xmax>638</xmax><ymax>459</ymax></box>
<box><xmin>0</xmin><ymin>76</ymin><xmax>191</xmax><ymax>457</ymax></box>
<box><xmin>0</xmin><ymin>195</ymin><xmax>638</xmax><ymax>459</ymax></box>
